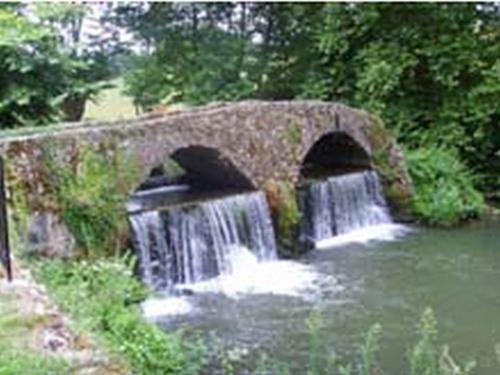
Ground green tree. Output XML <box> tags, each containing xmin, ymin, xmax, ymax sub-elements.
<box><xmin>0</xmin><ymin>4</ymin><xmax>114</xmax><ymax>128</ymax></box>
<box><xmin>0</xmin><ymin>7</ymin><xmax>66</xmax><ymax>127</ymax></box>
<box><xmin>32</xmin><ymin>3</ymin><xmax>113</xmax><ymax>121</ymax></box>
<box><xmin>115</xmin><ymin>3</ymin><xmax>324</xmax><ymax>109</ymax></box>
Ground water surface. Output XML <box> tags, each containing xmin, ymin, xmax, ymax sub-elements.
<box><xmin>152</xmin><ymin>219</ymin><xmax>500</xmax><ymax>373</ymax></box>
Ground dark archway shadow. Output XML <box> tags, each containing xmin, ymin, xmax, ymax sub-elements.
<box><xmin>129</xmin><ymin>145</ymin><xmax>254</xmax><ymax>212</ymax></box>
<box><xmin>171</xmin><ymin>145</ymin><xmax>254</xmax><ymax>191</ymax></box>
<box><xmin>300</xmin><ymin>132</ymin><xmax>372</xmax><ymax>181</ymax></box>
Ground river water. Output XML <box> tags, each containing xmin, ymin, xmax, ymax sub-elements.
<box><xmin>147</xmin><ymin>218</ymin><xmax>500</xmax><ymax>373</ymax></box>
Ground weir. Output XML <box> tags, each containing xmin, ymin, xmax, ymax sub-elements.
<box><xmin>0</xmin><ymin>101</ymin><xmax>412</xmax><ymax>278</ymax></box>
<box><xmin>129</xmin><ymin>191</ymin><xmax>277</xmax><ymax>291</ymax></box>
<box><xmin>298</xmin><ymin>170</ymin><xmax>392</xmax><ymax>247</ymax></box>
<box><xmin>130</xmin><ymin>169</ymin><xmax>398</xmax><ymax>292</ymax></box>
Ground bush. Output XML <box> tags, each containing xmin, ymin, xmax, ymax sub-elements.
<box><xmin>405</xmin><ymin>146</ymin><xmax>485</xmax><ymax>226</ymax></box>
<box><xmin>409</xmin><ymin>308</ymin><xmax>476</xmax><ymax>375</ymax></box>
<box><xmin>32</xmin><ymin>256</ymin><xmax>204</xmax><ymax>375</ymax></box>
<box><xmin>41</xmin><ymin>144</ymin><xmax>139</xmax><ymax>257</ymax></box>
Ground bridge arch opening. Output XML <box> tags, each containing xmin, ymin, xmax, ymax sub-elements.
<box><xmin>170</xmin><ymin>145</ymin><xmax>254</xmax><ymax>191</ymax></box>
<box><xmin>129</xmin><ymin>145</ymin><xmax>254</xmax><ymax>212</ymax></box>
<box><xmin>134</xmin><ymin>145</ymin><xmax>254</xmax><ymax>195</ymax></box>
<box><xmin>300</xmin><ymin>132</ymin><xmax>372</xmax><ymax>180</ymax></box>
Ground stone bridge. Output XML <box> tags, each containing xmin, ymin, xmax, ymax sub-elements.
<box><xmin>0</xmin><ymin>101</ymin><xmax>412</xmax><ymax>259</ymax></box>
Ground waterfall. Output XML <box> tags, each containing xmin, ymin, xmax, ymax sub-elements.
<box><xmin>129</xmin><ymin>191</ymin><xmax>277</xmax><ymax>291</ymax></box>
<box><xmin>299</xmin><ymin>170</ymin><xmax>393</xmax><ymax>246</ymax></box>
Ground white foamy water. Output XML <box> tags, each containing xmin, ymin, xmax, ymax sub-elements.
<box><xmin>182</xmin><ymin>250</ymin><xmax>321</xmax><ymax>298</ymax></box>
<box><xmin>315</xmin><ymin>223</ymin><xmax>411</xmax><ymax>250</ymax></box>
<box><xmin>142</xmin><ymin>296</ymin><xmax>193</xmax><ymax>319</ymax></box>
<box><xmin>133</xmin><ymin>173</ymin><xmax>409</xmax><ymax>320</ymax></box>
<box><xmin>141</xmin><ymin>247</ymin><xmax>327</xmax><ymax>319</ymax></box>
<box><xmin>130</xmin><ymin>191</ymin><xmax>278</xmax><ymax>290</ymax></box>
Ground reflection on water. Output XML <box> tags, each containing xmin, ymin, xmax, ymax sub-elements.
<box><xmin>149</xmin><ymin>219</ymin><xmax>500</xmax><ymax>374</ymax></box>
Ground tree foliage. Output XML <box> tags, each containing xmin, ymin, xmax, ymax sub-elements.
<box><xmin>114</xmin><ymin>3</ymin><xmax>323</xmax><ymax>108</ymax></box>
<box><xmin>1</xmin><ymin>3</ymin><xmax>499</xmax><ymax>199</ymax></box>
<box><xmin>0</xmin><ymin>7</ymin><xmax>66</xmax><ymax>127</ymax></box>
<box><xmin>0</xmin><ymin>4</ymin><xmax>114</xmax><ymax>128</ymax></box>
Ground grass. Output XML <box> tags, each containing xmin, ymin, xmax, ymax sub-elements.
<box><xmin>0</xmin><ymin>285</ymin><xmax>69</xmax><ymax>375</ymax></box>
<box><xmin>84</xmin><ymin>78</ymin><xmax>137</xmax><ymax>121</ymax></box>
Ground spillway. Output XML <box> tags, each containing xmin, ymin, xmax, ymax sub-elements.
<box><xmin>129</xmin><ymin>191</ymin><xmax>277</xmax><ymax>291</ymax></box>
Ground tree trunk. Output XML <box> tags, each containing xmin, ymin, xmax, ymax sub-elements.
<box><xmin>61</xmin><ymin>95</ymin><xmax>87</xmax><ymax>122</ymax></box>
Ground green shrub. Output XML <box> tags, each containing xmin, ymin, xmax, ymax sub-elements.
<box><xmin>41</xmin><ymin>144</ymin><xmax>139</xmax><ymax>257</ymax></box>
<box><xmin>307</xmin><ymin>308</ymin><xmax>322</xmax><ymax>375</ymax></box>
<box><xmin>405</xmin><ymin>146</ymin><xmax>485</xmax><ymax>226</ymax></box>
<box><xmin>359</xmin><ymin>323</ymin><xmax>382</xmax><ymax>375</ymax></box>
<box><xmin>299</xmin><ymin>308</ymin><xmax>479</xmax><ymax>375</ymax></box>
<box><xmin>32</xmin><ymin>256</ymin><xmax>203</xmax><ymax>375</ymax></box>
<box><xmin>410</xmin><ymin>308</ymin><xmax>476</xmax><ymax>375</ymax></box>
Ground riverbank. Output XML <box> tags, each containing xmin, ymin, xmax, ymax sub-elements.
<box><xmin>0</xmin><ymin>258</ymin><xmax>124</xmax><ymax>375</ymax></box>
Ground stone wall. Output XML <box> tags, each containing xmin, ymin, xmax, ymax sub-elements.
<box><xmin>0</xmin><ymin>100</ymin><xmax>413</xmax><ymax>255</ymax></box>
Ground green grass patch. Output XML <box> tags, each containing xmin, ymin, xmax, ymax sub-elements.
<box><xmin>0</xmin><ymin>348</ymin><xmax>68</xmax><ymax>375</ymax></box>
<box><xmin>84</xmin><ymin>78</ymin><xmax>136</xmax><ymax>121</ymax></box>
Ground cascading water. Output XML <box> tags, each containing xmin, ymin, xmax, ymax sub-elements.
<box><xmin>129</xmin><ymin>191</ymin><xmax>278</xmax><ymax>291</ymax></box>
<box><xmin>130</xmin><ymin>170</ymin><xmax>404</xmax><ymax>319</ymax></box>
<box><xmin>299</xmin><ymin>170</ymin><xmax>398</xmax><ymax>248</ymax></box>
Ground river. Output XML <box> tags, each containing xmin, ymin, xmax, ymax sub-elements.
<box><xmin>149</xmin><ymin>218</ymin><xmax>500</xmax><ymax>374</ymax></box>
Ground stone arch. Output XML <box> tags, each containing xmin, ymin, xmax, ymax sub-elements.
<box><xmin>299</xmin><ymin>131</ymin><xmax>372</xmax><ymax>181</ymax></box>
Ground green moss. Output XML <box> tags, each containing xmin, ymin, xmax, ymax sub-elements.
<box><xmin>5</xmin><ymin>160</ymin><xmax>33</xmax><ymax>254</ymax></box>
<box><xmin>365</xmin><ymin>115</ymin><xmax>412</xmax><ymax>213</ymax></box>
<box><xmin>365</xmin><ymin>114</ymin><xmax>391</xmax><ymax>149</ymax></box>
<box><xmin>285</xmin><ymin>118</ymin><xmax>303</xmax><ymax>144</ymax></box>
<box><xmin>276</xmin><ymin>182</ymin><xmax>301</xmax><ymax>246</ymax></box>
